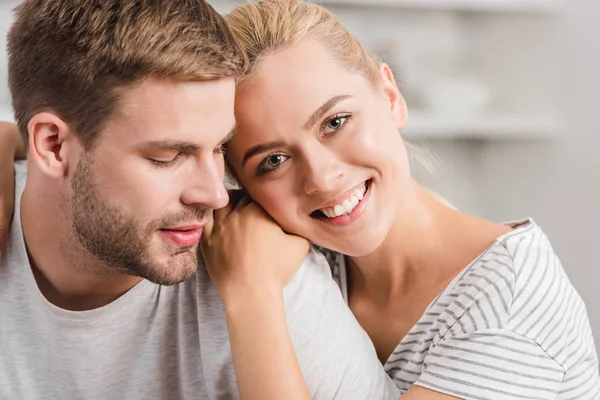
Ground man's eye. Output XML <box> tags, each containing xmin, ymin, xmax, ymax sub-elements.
<box><xmin>256</xmin><ymin>153</ymin><xmax>289</xmax><ymax>175</ymax></box>
<box><xmin>149</xmin><ymin>154</ymin><xmax>182</xmax><ymax>167</ymax></box>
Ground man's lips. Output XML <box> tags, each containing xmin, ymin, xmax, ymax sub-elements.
<box><xmin>159</xmin><ymin>225</ymin><xmax>204</xmax><ymax>247</ymax></box>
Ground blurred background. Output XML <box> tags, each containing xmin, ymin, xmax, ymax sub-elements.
<box><xmin>0</xmin><ymin>0</ymin><xmax>598</xmax><ymax>348</ymax></box>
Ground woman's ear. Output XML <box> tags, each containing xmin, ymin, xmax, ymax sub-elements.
<box><xmin>28</xmin><ymin>112</ymin><xmax>76</xmax><ymax>178</ymax></box>
<box><xmin>379</xmin><ymin>63</ymin><xmax>408</xmax><ymax>131</ymax></box>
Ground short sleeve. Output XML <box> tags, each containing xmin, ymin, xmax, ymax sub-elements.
<box><xmin>415</xmin><ymin>328</ymin><xmax>565</xmax><ymax>400</ymax></box>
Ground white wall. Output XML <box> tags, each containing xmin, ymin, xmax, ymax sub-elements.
<box><xmin>476</xmin><ymin>0</ymin><xmax>600</xmax><ymax>346</ymax></box>
<box><xmin>0</xmin><ymin>1</ymin><xmax>18</xmax><ymax>121</ymax></box>
<box><xmin>411</xmin><ymin>0</ymin><xmax>600</xmax><ymax>348</ymax></box>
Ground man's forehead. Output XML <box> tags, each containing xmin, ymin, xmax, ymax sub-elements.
<box><xmin>102</xmin><ymin>79</ymin><xmax>236</xmax><ymax>148</ymax></box>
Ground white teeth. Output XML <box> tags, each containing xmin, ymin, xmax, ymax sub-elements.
<box><xmin>342</xmin><ymin>200</ymin><xmax>353</xmax><ymax>213</ymax></box>
<box><xmin>318</xmin><ymin>181</ymin><xmax>369</xmax><ymax>219</ymax></box>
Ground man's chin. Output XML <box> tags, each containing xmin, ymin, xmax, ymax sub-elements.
<box><xmin>139</xmin><ymin>250</ymin><xmax>199</xmax><ymax>286</ymax></box>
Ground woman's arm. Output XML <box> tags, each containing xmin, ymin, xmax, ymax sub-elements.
<box><xmin>201</xmin><ymin>194</ymin><xmax>461</xmax><ymax>400</ymax></box>
<box><xmin>401</xmin><ymin>386</ymin><xmax>461</xmax><ymax>400</ymax></box>
<box><xmin>201</xmin><ymin>195</ymin><xmax>311</xmax><ymax>400</ymax></box>
<box><xmin>224</xmin><ymin>284</ymin><xmax>310</xmax><ymax>400</ymax></box>
<box><xmin>203</xmin><ymin>195</ymin><xmax>398</xmax><ymax>399</ymax></box>
<box><xmin>0</xmin><ymin>122</ymin><xmax>24</xmax><ymax>249</ymax></box>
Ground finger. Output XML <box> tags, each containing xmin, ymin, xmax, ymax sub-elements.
<box><xmin>293</xmin><ymin>236</ymin><xmax>311</xmax><ymax>265</ymax></box>
<box><xmin>201</xmin><ymin>210</ymin><xmax>215</xmax><ymax>241</ymax></box>
<box><xmin>289</xmin><ymin>233</ymin><xmax>310</xmax><ymax>249</ymax></box>
<box><xmin>213</xmin><ymin>191</ymin><xmax>237</xmax><ymax>225</ymax></box>
<box><xmin>245</xmin><ymin>201</ymin><xmax>277</xmax><ymax>224</ymax></box>
<box><xmin>282</xmin><ymin>226</ymin><xmax>311</xmax><ymax>251</ymax></box>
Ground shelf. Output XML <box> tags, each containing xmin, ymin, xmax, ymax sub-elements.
<box><xmin>403</xmin><ymin>112</ymin><xmax>560</xmax><ymax>140</ymax></box>
<box><xmin>318</xmin><ymin>0</ymin><xmax>562</xmax><ymax>14</ymax></box>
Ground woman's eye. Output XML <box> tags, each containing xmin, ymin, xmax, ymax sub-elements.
<box><xmin>327</xmin><ymin>118</ymin><xmax>343</xmax><ymax>130</ymax></box>
<box><xmin>322</xmin><ymin>114</ymin><xmax>352</xmax><ymax>135</ymax></box>
<box><xmin>256</xmin><ymin>153</ymin><xmax>289</xmax><ymax>175</ymax></box>
<box><xmin>267</xmin><ymin>154</ymin><xmax>284</xmax><ymax>167</ymax></box>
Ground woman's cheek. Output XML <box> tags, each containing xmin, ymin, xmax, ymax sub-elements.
<box><xmin>358</xmin><ymin>122</ymin><xmax>404</xmax><ymax>162</ymax></box>
<box><xmin>345</xmin><ymin>125</ymin><xmax>388</xmax><ymax>163</ymax></box>
<box><xmin>255</xmin><ymin>188</ymin><xmax>290</xmax><ymax>222</ymax></box>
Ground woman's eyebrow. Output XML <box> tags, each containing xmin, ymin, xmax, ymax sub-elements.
<box><xmin>303</xmin><ymin>95</ymin><xmax>353</xmax><ymax>130</ymax></box>
<box><xmin>242</xmin><ymin>141</ymin><xmax>287</xmax><ymax>168</ymax></box>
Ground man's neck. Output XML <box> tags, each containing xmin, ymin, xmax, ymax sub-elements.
<box><xmin>20</xmin><ymin>177</ymin><xmax>143</xmax><ymax>311</ymax></box>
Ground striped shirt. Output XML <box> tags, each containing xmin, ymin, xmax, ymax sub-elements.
<box><xmin>324</xmin><ymin>219</ymin><xmax>600</xmax><ymax>400</ymax></box>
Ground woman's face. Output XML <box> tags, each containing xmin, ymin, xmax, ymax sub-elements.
<box><xmin>227</xmin><ymin>39</ymin><xmax>410</xmax><ymax>256</ymax></box>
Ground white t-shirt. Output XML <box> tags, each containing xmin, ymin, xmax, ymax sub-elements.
<box><xmin>325</xmin><ymin>219</ymin><xmax>600</xmax><ymax>400</ymax></box>
<box><xmin>0</xmin><ymin>161</ymin><xmax>400</xmax><ymax>400</ymax></box>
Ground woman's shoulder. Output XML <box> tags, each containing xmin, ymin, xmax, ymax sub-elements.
<box><xmin>451</xmin><ymin>218</ymin><xmax>567</xmax><ymax>315</ymax></box>
<box><xmin>491</xmin><ymin>218</ymin><xmax>564</xmax><ymax>287</ymax></box>
<box><xmin>450</xmin><ymin>218</ymin><xmax>594</xmax><ymax>371</ymax></box>
<box><xmin>463</xmin><ymin>218</ymin><xmax>558</xmax><ymax>283</ymax></box>
<box><xmin>425</xmin><ymin>218</ymin><xmax>570</xmax><ymax>338</ymax></box>
<box><xmin>496</xmin><ymin>218</ymin><xmax>555</xmax><ymax>258</ymax></box>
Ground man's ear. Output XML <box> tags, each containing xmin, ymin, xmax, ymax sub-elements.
<box><xmin>28</xmin><ymin>113</ymin><xmax>77</xmax><ymax>178</ymax></box>
<box><xmin>379</xmin><ymin>63</ymin><xmax>408</xmax><ymax>131</ymax></box>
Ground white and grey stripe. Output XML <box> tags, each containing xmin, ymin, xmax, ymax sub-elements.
<box><xmin>325</xmin><ymin>218</ymin><xmax>600</xmax><ymax>400</ymax></box>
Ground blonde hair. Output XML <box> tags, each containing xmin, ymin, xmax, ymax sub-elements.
<box><xmin>226</xmin><ymin>0</ymin><xmax>381</xmax><ymax>83</ymax></box>
<box><xmin>225</xmin><ymin>1</ymin><xmax>454</xmax><ymax>207</ymax></box>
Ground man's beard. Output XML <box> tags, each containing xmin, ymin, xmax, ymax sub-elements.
<box><xmin>67</xmin><ymin>156</ymin><xmax>209</xmax><ymax>285</ymax></box>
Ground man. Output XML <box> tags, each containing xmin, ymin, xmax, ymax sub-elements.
<box><xmin>0</xmin><ymin>1</ymin><xmax>398</xmax><ymax>399</ymax></box>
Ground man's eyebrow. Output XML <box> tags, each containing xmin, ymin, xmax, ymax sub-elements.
<box><xmin>142</xmin><ymin>125</ymin><xmax>236</xmax><ymax>153</ymax></box>
<box><xmin>303</xmin><ymin>95</ymin><xmax>353</xmax><ymax>130</ymax></box>
<box><xmin>242</xmin><ymin>141</ymin><xmax>286</xmax><ymax>168</ymax></box>
<box><xmin>143</xmin><ymin>140</ymin><xmax>200</xmax><ymax>153</ymax></box>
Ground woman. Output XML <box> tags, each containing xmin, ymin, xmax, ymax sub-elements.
<box><xmin>2</xmin><ymin>1</ymin><xmax>598</xmax><ymax>399</ymax></box>
<box><xmin>203</xmin><ymin>1</ymin><xmax>599</xmax><ymax>399</ymax></box>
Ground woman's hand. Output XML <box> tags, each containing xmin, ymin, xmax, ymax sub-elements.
<box><xmin>201</xmin><ymin>191</ymin><xmax>310</xmax><ymax>305</ymax></box>
<box><xmin>200</xmin><ymin>191</ymin><xmax>311</xmax><ymax>400</ymax></box>
<box><xmin>0</xmin><ymin>122</ymin><xmax>24</xmax><ymax>250</ymax></box>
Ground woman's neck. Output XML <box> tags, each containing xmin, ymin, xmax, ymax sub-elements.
<box><xmin>347</xmin><ymin>180</ymin><xmax>510</xmax><ymax>308</ymax></box>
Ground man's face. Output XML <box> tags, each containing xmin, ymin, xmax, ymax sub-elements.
<box><xmin>67</xmin><ymin>77</ymin><xmax>236</xmax><ymax>285</ymax></box>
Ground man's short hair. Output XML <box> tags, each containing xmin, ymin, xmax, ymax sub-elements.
<box><xmin>7</xmin><ymin>0</ymin><xmax>244</xmax><ymax>150</ymax></box>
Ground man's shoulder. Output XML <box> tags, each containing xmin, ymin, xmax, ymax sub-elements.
<box><xmin>15</xmin><ymin>160</ymin><xmax>27</xmax><ymax>173</ymax></box>
<box><xmin>14</xmin><ymin>160</ymin><xmax>27</xmax><ymax>186</ymax></box>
